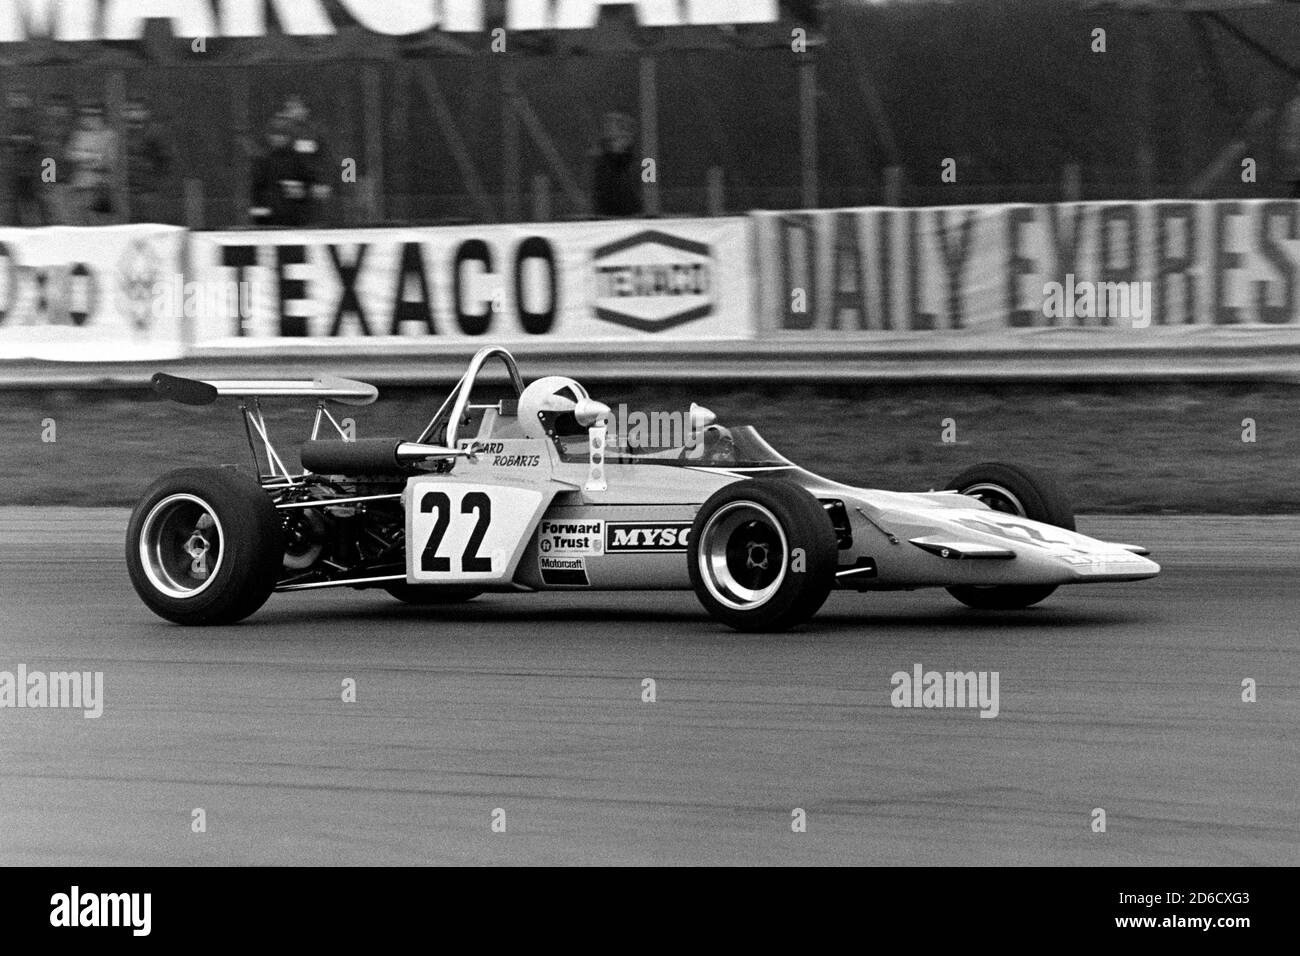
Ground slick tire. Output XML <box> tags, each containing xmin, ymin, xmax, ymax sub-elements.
<box><xmin>944</xmin><ymin>462</ymin><xmax>1075</xmax><ymax>610</ymax></box>
<box><xmin>688</xmin><ymin>479</ymin><xmax>838</xmax><ymax>632</ymax></box>
<box><xmin>126</xmin><ymin>467</ymin><xmax>284</xmax><ymax>625</ymax></box>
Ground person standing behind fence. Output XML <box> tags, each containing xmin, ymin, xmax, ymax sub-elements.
<box><xmin>250</xmin><ymin>113</ymin><xmax>318</xmax><ymax>227</ymax></box>
<box><xmin>125</xmin><ymin>98</ymin><xmax>174</xmax><ymax>224</ymax></box>
<box><xmin>591</xmin><ymin>111</ymin><xmax>643</xmax><ymax>217</ymax></box>
<box><xmin>4</xmin><ymin>89</ymin><xmax>46</xmax><ymax>225</ymax></box>
<box><xmin>283</xmin><ymin>94</ymin><xmax>331</xmax><ymax>221</ymax></box>
<box><xmin>1280</xmin><ymin>81</ymin><xmax>1300</xmax><ymax>198</ymax></box>
<box><xmin>39</xmin><ymin>93</ymin><xmax>74</xmax><ymax>224</ymax></box>
<box><xmin>67</xmin><ymin>102</ymin><xmax>119</xmax><ymax>225</ymax></box>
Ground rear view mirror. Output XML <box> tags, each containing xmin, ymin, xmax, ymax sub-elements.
<box><xmin>574</xmin><ymin>399</ymin><xmax>612</xmax><ymax>427</ymax></box>
<box><xmin>689</xmin><ymin>403</ymin><xmax>717</xmax><ymax>433</ymax></box>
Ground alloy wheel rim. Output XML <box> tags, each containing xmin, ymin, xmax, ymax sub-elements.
<box><xmin>139</xmin><ymin>493</ymin><xmax>225</xmax><ymax>599</ymax></box>
<box><xmin>698</xmin><ymin>501</ymin><xmax>789</xmax><ymax>611</ymax></box>
<box><xmin>960</xmin><ymin>482</ymin><xmax>1027</xmax><ymax>517</ymax></box>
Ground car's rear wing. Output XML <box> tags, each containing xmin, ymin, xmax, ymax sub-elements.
<box><xmin>151</xmin><ymin>371</ymin><xmax>381</xmax><ymax>484</ymax></box>
<box><xmin>152</xmin><ymin>372</ymin><xmax>378</xmax><ymax>407</ymax></box>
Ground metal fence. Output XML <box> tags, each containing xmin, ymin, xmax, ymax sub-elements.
<box><xmin>1</xmin><ymin>0</ymin><xmax>1297</xmax><ymax>228</ymax></box>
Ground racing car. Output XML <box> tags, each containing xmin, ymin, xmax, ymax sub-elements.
<box><xmin>127</xmin><ymin>346</ymin><xmax>1159</xmax><ymax>632</ymax></box>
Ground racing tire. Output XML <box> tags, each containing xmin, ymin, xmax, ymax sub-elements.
<box><xmin>943</xmin><ymin>462</ymin><xmax>1074</xmax><ymax>610</ymax></box>
<box><xmin>688</xmin><ymin>479</ymin><xmax>838</xmax><ymax>632</ymax></box>
<box><xmin>126</xmin><ymin>467</ymin><xmax>284</xmax><ymax>625</ymax></box>
<box><xmin>383</xmin><ymin>584</ymin><xmax>482</xmax><ymax>605</ymax></box>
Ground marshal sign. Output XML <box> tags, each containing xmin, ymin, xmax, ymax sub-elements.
<box><xmin>0</xmin><ymin>0</ymin><xmax>779</xmax><ymax>42</ymax></box>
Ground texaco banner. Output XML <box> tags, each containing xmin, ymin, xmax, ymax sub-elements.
<box><xmin>0</xmin><ymin>224</ymin><xmax>187</xmax><ymax>360</ymax></box>
<box><xmin>186</xmin><ymin>218</ymin><xmax>754</xmax><ymax>346</ymax></box>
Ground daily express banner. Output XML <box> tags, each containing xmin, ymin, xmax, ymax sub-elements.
<box><xmin>753</xmin><ymin>200</ymin><xmax>1300</xmax><ymax>334</ymax></box>
<box><xmin>186</xmin><ymin>218</ymin><xmax>754</xmax><ymax>345</ymax></box>
<box><xmin>0</xmin><ymin>224</ymin><xmax>187</xmax><ymax>361</ymax></box>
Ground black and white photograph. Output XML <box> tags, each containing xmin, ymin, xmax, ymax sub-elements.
<box><xmin>0</xmin><ymin>0</ymin><xmax>1295</xmax><ymax>928</ymax></box>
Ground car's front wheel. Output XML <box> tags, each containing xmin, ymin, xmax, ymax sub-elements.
<box><xmin>126</xmin><ymin>467</ymin><xmax>284</xmax><ymax>625</ymax></box>
<box><xmin>688</xmin><ymin>480</ymin><xmax>837</xmax><ymax>632</ymax></box>
<box><xmin>944</xmin><ymin>462</ymin><xmax>1075</xmax><ymax>610</ymax></box>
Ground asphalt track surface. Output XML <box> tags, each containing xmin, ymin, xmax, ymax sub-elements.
<box><xmin>1</xmin><ymin>510</ymin><xmax>1296</xmax><ymax>866</ymax></box>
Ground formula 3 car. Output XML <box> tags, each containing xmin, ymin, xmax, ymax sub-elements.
<box><xmin>127</xmin><ymin>347</ymin><xmax>1159</xmax><ymax>632</ymax></box>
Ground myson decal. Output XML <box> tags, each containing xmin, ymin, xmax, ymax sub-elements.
<box><xmin>605</xmin><ymin>522</ymin><xmax>693</xmax><ymax>553</ymax></box>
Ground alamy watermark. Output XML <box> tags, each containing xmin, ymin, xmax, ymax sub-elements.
<box><xmin>603</xmin><ymin>403</ymin><xmax>704</xmax><ymax>449</ymax></box>
<box><xmin>1042</xmin><ymin>274</ymin><xmax>1152</xmax><ymax>327</ymax></box>
<box><xmin>0</xmin><ymin>664</ymin><xmax>103</xmax><ymax>718</ymax></box>
<box><xmin>50</xmin><ymin>887</ymin><xmax>150</xmax><ymax>936</ymax></box>
<box><xmin>151</xmin><ymin>273</ymin><xmax>253</xmax><ymax>321</ymax></box>
<box><xmin>890</xmin><ymin>663</ymin><xmax>999</xmax><ymax>718</ymax></box>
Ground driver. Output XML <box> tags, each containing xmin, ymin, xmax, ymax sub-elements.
<box><xmin>685</xmin><ymin>424</ymin><xmax>736</xmax><ymax>465</ymax></box>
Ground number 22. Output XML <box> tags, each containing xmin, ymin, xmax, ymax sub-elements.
<box><xmin>419</xmin><ymin>491</ymin><xmax>493</xmax><ymax>573</ymax></box>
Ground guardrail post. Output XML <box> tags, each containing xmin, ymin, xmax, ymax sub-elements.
<box><xmin>798</xmin><ymin>55</ymin><xmax>818</xmax><ymax>209</ymax></box>
<box><xmin>183</xmin><ymin>177</ymin><xmax>204</xmax><ymax>229</ymax></box>
<box><xmin>0</xmin><ymin>75</ymin><xmax>11</xmax><ymax>224</ymax></box>
<box><xmin>106</xmin><ymin>71</ymin><xmax>129</xmax><ymax>222</ymax></box>
<box><xmin>179</xmin><ymin>230</ymin><xmax>195</xmax><ymax>352</ymax></box>
<box><xmin>502</xmin><ymin>58</ymin><xmax>521</xmax><ymax>223</ymax></box>
<box><xmin>884</xmin><ymin>165</ymin><xmax>904</xmax><ymax>206</ymax></box>
<box><xmin>1134</xmin><ymin>10</ymin><xmax>1155</xmax><ymax>198</ymax></box>
<box><xmin>707</xmin><ymin>166</ymin><xmax>725</xmax><ymax>216</ymax></box>
<box><xmin>363</xmin><ymin>65</ymin><xmax>385</xmax><ymax>223</ymax></box>
<box><xmin>232</xmin><ymin>69</ymin><xmax>251</xmax><ymax>227</ymax></box>
<box><xmin>1061</xmin><ymin>164</ymin><xmax>1081</xmax><ymax>202</ymax></box>
<box><xmin>531</xmin><ymin>174</ymin><xmax>551</xmax><ymax>221</ymax></box>
<box><xmin>639</xmin><ymin>55</ymin><xmax>661</xmax><ymax>216</ymax></box>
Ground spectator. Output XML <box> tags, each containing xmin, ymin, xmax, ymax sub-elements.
<box><xmin>124</xmin><ymin>98</ymin><xmax>174</xmax><ymax>223</ymax></box>
<box><xmin>67</xmin><ymin>102</ymin><xmax>119</xmax><ymax>225</ymax></box>
<box><xmin>4</xmin><ymin>89</ymin><xmax>46</xmax><ymax>225</ymax></box>
<box><xmin>1280</xmin><ymin>81</ymin><xmax>1300</xmax><ymax>198</ymax></box>
<box><xmin>282</xmin><ymin>94</ymin><xmax>333</xmax><ymax>217</ymax></box>
<box><xmin>591</xmin><ymin>111</ymin><xmax>643</xmax><ymax>217</ymax></box>
<box><xmin>39</xmin><ymin>93</ymin><xmax>75</xmax><ymax>223</ymax></box>
<box><xmin>250</xmin><ymin>113</ymin><xmax>319</xmax><ymax>227</ymax></box>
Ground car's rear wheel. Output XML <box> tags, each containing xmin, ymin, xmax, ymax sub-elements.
<box><xmin>944</xmin><ymin>462</ymin><xmax>1074</xmax><ymax>610</ymax></box>
<box><xmin>126</xmin><ymin>467</ymin><xmax>284</xmax><ymax>625</ymax></box>
<box><xmin>383</xmin><ymin>584</ymin><xmax>482</xmax><ymax>605</ymax></box>
<box><xmin>688</xmin><ymin>480</ymin><xmax>837</xmax><ymax>632</ymax></box>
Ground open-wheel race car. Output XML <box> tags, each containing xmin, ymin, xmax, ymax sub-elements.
<box><xmin>128</xmin><ymin>347</ymin><xmax>1160</xmax><ymax>632</ymax></box>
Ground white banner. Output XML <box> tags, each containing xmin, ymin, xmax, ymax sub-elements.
<box><xmin>0</xmin><ymin>0</ymin><xmax>779</xmax><ymax>42</ymax></box>
<box><xmin>753</xmin><ymin>200</ymin><xmax>1300</xmax><ymax>335</ymax></box>
<box><xmin>0</xmin><ymin>225</ymin><xmax>188</xmax><ymax>361</ymax></box>
<box><xmin>187</xmin><ymin>218</ymin><xmax>754</xmax><ymax>347</ymax></box>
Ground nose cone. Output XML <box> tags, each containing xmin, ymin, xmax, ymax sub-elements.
<box><xmin>1069</xmin><ymin>550</ymin><xmax>1160</xmax><ymax>581</ymax></box>
<box><xmin>1131</xmin><ymin>553</ymin><xmax>1161</xmax><ymax>577</ymax></box>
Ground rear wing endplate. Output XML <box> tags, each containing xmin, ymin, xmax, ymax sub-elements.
<box><xmin>152</xmin><ymin>372</ymin><xmax>378</xmax><ymax>407</ymax></box>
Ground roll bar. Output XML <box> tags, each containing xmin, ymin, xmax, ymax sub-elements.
<box><xmin>416</xmin><ymin>346</ymin><xmax>527</xmax><ymax>447</ymax></box>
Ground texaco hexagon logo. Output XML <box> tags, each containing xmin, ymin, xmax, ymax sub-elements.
<box><xmin>116</xmin><ymin>238</ymin><xmax>163</xmax><ymax>332</ymax></box>
<box><xmin>591</xmin><ymin>230</ymin><xmax>714</xmax><ymax>332</ymax></box>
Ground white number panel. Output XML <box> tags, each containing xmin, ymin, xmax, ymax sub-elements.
<box><xmin>404</xmin><ymin>480</ymin><xmax>547</xmax><ymax>584</ymax></box>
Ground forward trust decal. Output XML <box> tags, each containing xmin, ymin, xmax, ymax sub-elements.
<box><xmin>591</xmin><ymin>230</ymin><xmax>715</xmax><ymax>332</ymax></box>
<box><xmin>538</xmin><ymin>519</ymin><xmax>604</xmax><ymax>556</ymax></box>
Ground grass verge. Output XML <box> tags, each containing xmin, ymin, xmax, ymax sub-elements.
<box><xmin>1</xmin><ymin>380</ymin><xmax>1294</xmax><ymax>511</ymax></box>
